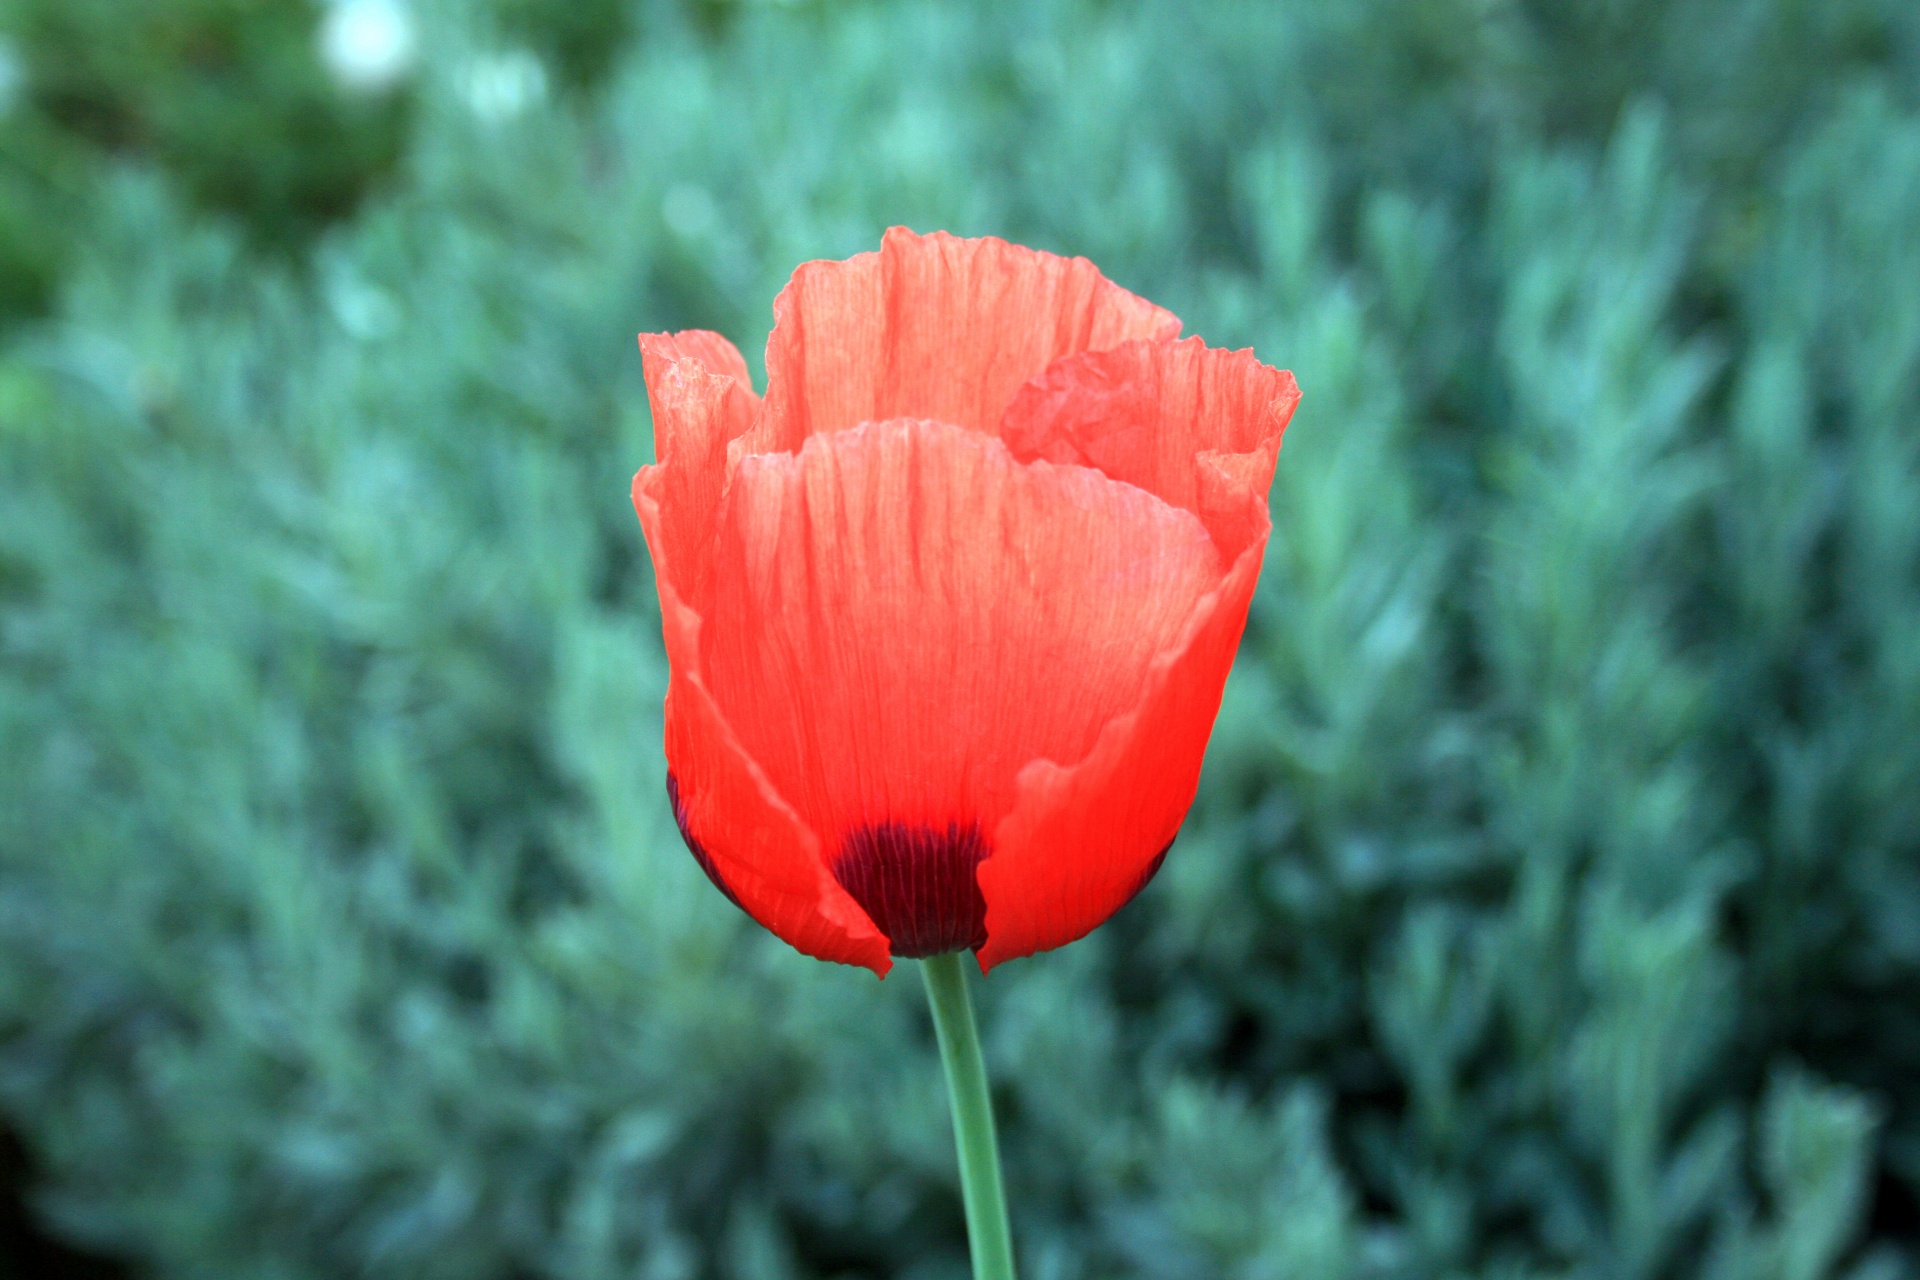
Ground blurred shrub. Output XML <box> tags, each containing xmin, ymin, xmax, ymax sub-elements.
<box><xmin>0</xmin><ymin>0</ymin><xmax>410</xmax><ymax>320</ymax></box>
<box><xmin>491</xmin><ymin>0</ymin><xmax>635</xmax><ymax>90</ymax></box>
<box><xmin>0</xmin><ymin>106</ymin><xmax>83</xmax><ymax>323</ymax></box>
<box><xmin>15</xmin><ymin>0</ymin><xmax>409</xmax><ymax>224</ymax></box>
<box><xmin>0</xmin><ymin>0</ymin><xmax>650</xmax><ymax>330</ymax></box>
<box><xmin>1</xmin><ymin>1</ymin><xmax>1918</xmax><ymax>1279</ymax></box>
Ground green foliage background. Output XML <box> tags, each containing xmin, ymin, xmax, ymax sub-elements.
<box><xmin>2</xmin><ymin>0</ymin><xmax>1918</xmax><ymax>1276</ymax></box>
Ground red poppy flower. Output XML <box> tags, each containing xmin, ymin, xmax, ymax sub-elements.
<box><xmin>634</xmin><ymin>228</ymin><xmax>1298</xmax><ymax>975</ymax></box>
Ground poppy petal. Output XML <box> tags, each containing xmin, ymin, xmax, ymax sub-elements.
<box><xmin>636</xmin><ymin>333</ymin><xmax>891</xmax><ymax>973</ymax></box>
<box><xmin>636</xmin><ymin>482</ymin><xmax>893</xmax><ymax>975</ymax></box>
<box><xmin>637</xmin><ymin>332</ymin><xmax>760</xmax><ymax>616</ymax></box>
<box><xmin>746</xmin><ymin>228</ymin><xmax>1181</xmax><ymax>457</ymax></box>
<box><xmin>976</xmin><ymin>518</ymin><xmax>1269</xmax><ymax>970</ymax></box>
<box><xmin>660</xmin><ymin>660</ymin><xmax>893</xmax><ymax>973</ymax></box>
<box><xmin>976</xmin><ymin>338</ymin><xmax>1296</xmax><ymax>967</ymax></box>
<box><xmin>999</xmin><ymin>337</ymin><xmax>1300</xmax><ymax>558</ymax></box>
<box><xmin>640</xmin><ymin>328</ymin><xmax>757</xmax><ymax>393</ymax></box>
<box><xmin>701</xmin><ymin>417</ymin><xmax>1223</xmax><ymax>957</ymax></box>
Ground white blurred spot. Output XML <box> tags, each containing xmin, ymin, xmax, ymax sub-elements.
<box><xmin>325</xmin><ymin>272</ymin><xmax>399</xmax><ymax>341</ymax></box>
<box><xmin>461</xmin><ymin>49</ymin><xmax>548</xmax><ymax>122</ymax></box>
<box><xmin>662</xmin><ymin>183</ymin><xmax>717</xmax><ymax>238</ymax></box>
<box><xmin>319</xmin><ymin>0</ymin><xmax>417</xmax><ymax>95</ymax></box>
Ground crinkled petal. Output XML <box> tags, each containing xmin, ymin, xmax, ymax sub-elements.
<box><xmin>637</xmin><ymin>331</ymin><xmax>760</xmax><ymax>616</ymax></box>
<box><xmin>977</xmin><ymin>511</ymin><xmax>1269</xmax><ymax>970</ymax></box>
<box><xmin>636</xmin><ymin>331</ymin><xmax>890</xmax><ymax>972</ymax></box>
<box><xmin>702</xmin><ymin>418</ymin><xmax>1223</xmax><ymax>957</ymax></box>
<box><xmin>658</xmin><ymin>659</ymin><xmax>893</xmax><ymax>973</ymax></box>
<box><xmin>999</xmin><ymin>336</ymin><xmax>1299</xmax><ymax>558</ymax></box>
<box><xmin>641</xmin><ymin>329</ymin><xmax>756</xmax><ymax>391</ymax></box>
<box><xmin>744</xmin><ymin>228</ymin><xmax>1181</xmax><ymax>457</ymax></box>
<box><xmin>967</xmin><ymin>336</ymin><xmax>1295</xmax><ymax>967</ymax></box>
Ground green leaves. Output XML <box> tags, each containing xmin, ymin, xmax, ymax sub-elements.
<box><xmin>1707</xmin><ymin>1070</ymin><xmax>1885</xmax><ymax>1280</ymax></box>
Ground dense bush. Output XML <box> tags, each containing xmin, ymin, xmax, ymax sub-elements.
<box><xmin>2</xmin><ymin>1</ymin><xmax>1918</xmax><ymax>1277</ymax></box>
<box><xmin>0</xmin><ymin>0</ymin><xmax>635</xmax><ymax>329</ymax></box>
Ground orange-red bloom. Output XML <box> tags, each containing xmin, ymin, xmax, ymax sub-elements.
<box><xmin>634</xmin><ymin>229</ymin><xmax>1298</xmax><ymax>975</ymax></box>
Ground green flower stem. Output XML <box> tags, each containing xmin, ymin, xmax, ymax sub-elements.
<box><xmin>921</xmin><ymin>951</ymin><xmax>1017</xmax><ymax>1280</ymax></box>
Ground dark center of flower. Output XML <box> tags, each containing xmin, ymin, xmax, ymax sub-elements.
<box><xmin>833</xmin><ymin>822</ymin><xmax>989</xmax><ymax>958</ymax></box>
<box><xmin>670</xmin><ymin>770</ymin><xmax>1177</xmax><ymax>960</ymax></box>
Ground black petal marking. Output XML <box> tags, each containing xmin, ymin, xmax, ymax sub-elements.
<box><xmin>832</xmin><ymin>822</ymin><xmax>989</xmax><ymax>958</ymax></box>
<box><xmin>666</xmin><ymin>772</ymin><xmax>744</xmax><ymax>911</ymax></box>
